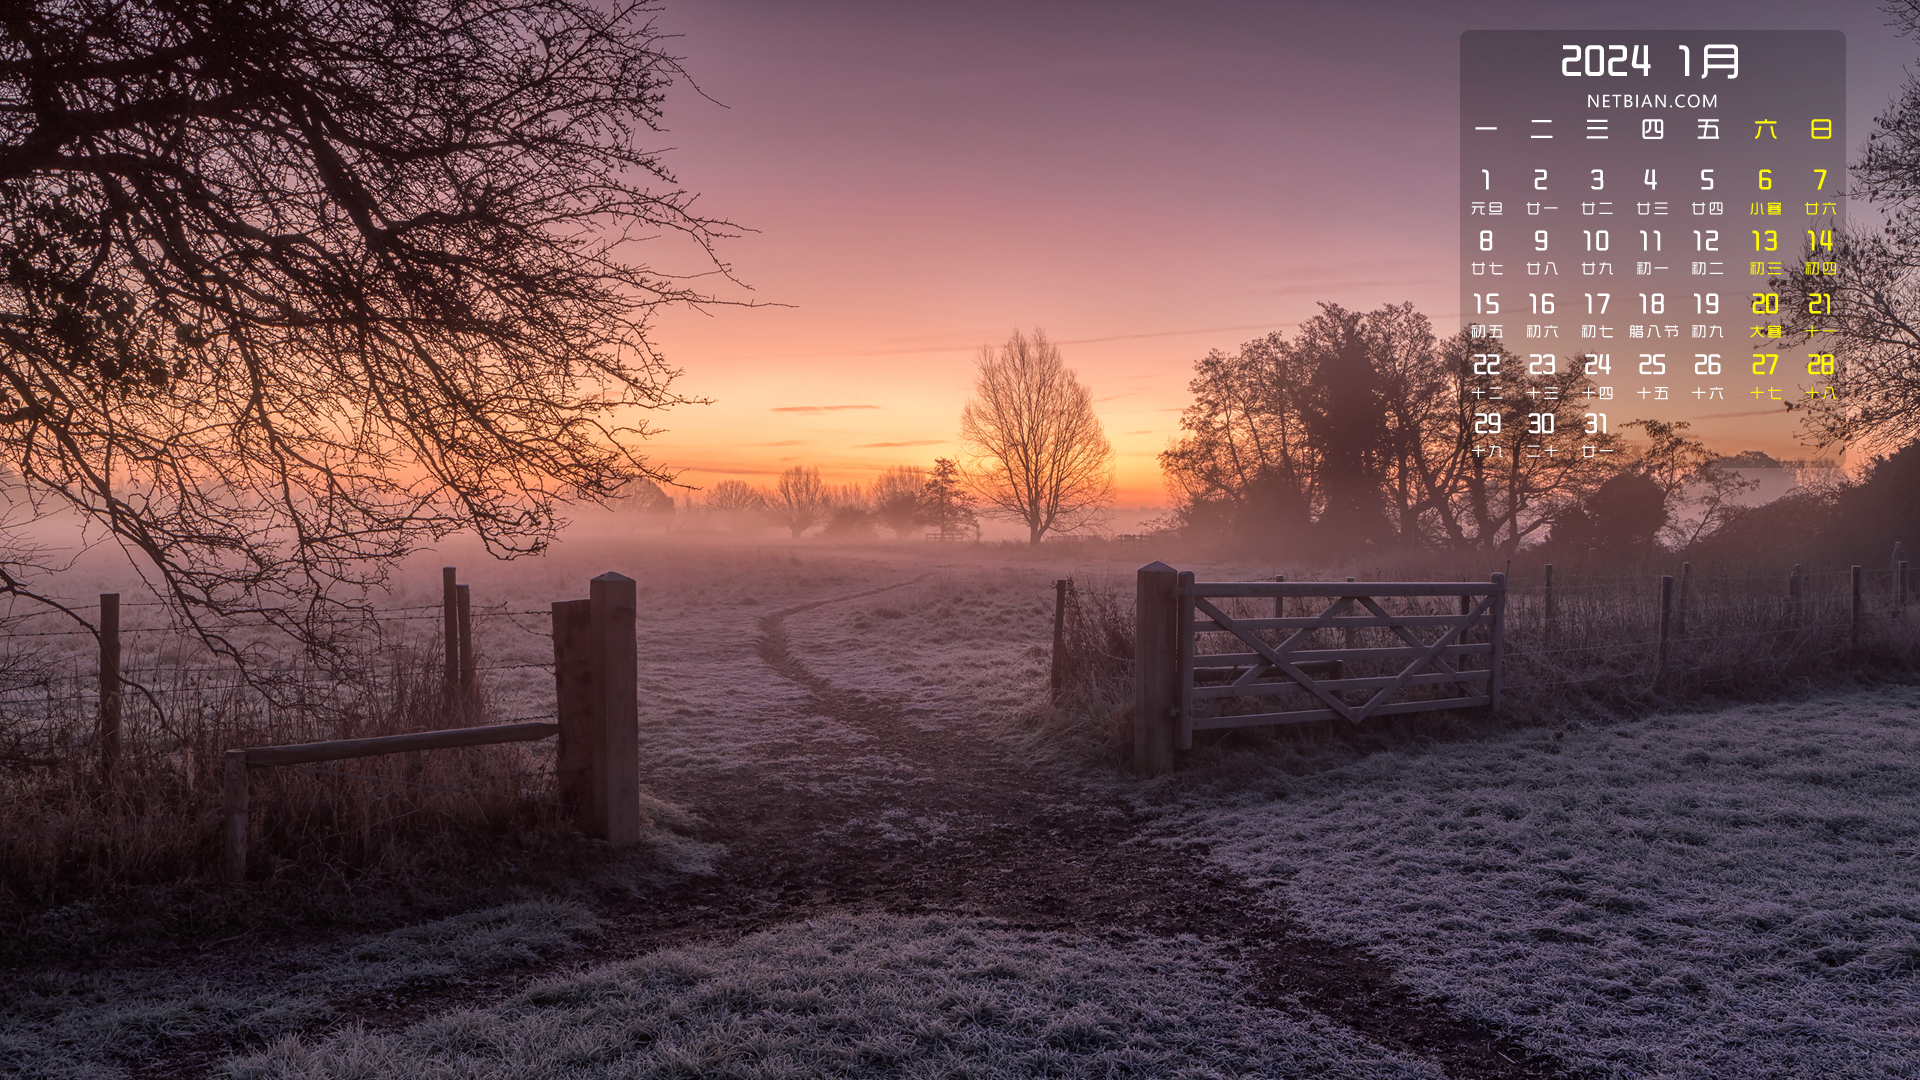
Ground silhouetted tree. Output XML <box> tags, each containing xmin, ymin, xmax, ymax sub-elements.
<box><xmin>1624</xmin><ymin>420</ymin><xmax>1756</xmax><ymax>549</ymax></box>
<box><xmin>870</xmin><ymin>465</ymin><xmax>925</xmax><ymax>538</ymax></box>
<box><xmin>918</xmin><ymin>458</ymin><xmax>976</xmax><ymax>540</ymax></box>
<box><xmin>617</xmin><ymin>479</ymin><xmax>676</xmax><ymax>515</ymax></box>
<box><xmin>704</xmin><ymin>480</ymin><xmax>767</xmax><ymax>514</ymax></box>
<box><xmin>1774</xmin><ymin>2</ymin><xmax>1920</xmax><ymax>455</ymax></box>
<box><xmin>1162</xmin><ymin>308</ymin><xmax>1620</xmax><ymax>554</ymax></box>
<box><xmin>772</xmin><ymin>466</ymin><xmax>831</xmax><ymax>538</ymax></box>
<box><xmin>960</xmin><ymin>329</ymin><xmax>1114</xmax><ymax>544</ymax></box>
<box><xmin>0</xmin><ymin>0</ymin><xmax>727</xmax><ymax>658</ymax></box>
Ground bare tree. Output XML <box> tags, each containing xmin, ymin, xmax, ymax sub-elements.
<box><xmin>870</xmin><ymin>465</ymin><xmax>925</xmax><ymax>538</ymax></box>
<box><xmin>772</xmin><ymin>466</ymin><xmax>831</xmax><ymax>538</ymax></box>
<box><xmin>703</xmin><ymin>480</ymin><xmax>767</xmax><ymax>514</ymax></box>
<box><xmin>0</xmin><ymin>0</ymin><xmax>730</xmax><ymax>660</ymax></box>
<box><xmin>959</xmin><ymin>330</ymin><xmax>1114</xmax><ymax>544</ymax></box>
<box><xmin>1774</xmin><ymin>3</ymin><xmax>1920</xmax><ymax>456</ymax></box>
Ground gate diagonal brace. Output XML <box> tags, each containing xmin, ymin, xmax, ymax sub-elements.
<box><xmin>1355</xmin><ymin>593</ymin><xmax>1480</xmax><ymax>697</ymax></box>
<box><xmin>1192</xmin><ymin>595</ymin><xmax>1358</xmax><ymax>723</ymax></box>
<box><xmin>1353</xmin><ymin>593</ymin><xmax>1492</xmax><ymax>722</ymax></box>
<box><xmin>1225</xmin><ymin>595</ymin><xmax>1357</xmax><ymax>689</ymax></box>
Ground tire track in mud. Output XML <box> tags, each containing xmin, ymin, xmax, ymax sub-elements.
<box><xmin>716</xmin><ymin>579</ymin><xmax>1578</xmax><ymax>1080</ymax></box>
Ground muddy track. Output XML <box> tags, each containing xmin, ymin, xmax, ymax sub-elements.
<box><xmin>697</xmin><ymin>579</ymin><xmax>1576</xmax><ymax>1080</ymax></box>
<box><xmin>137</xmin><ymin>576</ymin><xmax>1579</xmax><ymax>1079</ymax></box>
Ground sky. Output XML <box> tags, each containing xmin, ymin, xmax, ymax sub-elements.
<box><xmin>629</xmin><ymin>0</ymin><xmax>1916</xmax><ymax>510</ymax></box>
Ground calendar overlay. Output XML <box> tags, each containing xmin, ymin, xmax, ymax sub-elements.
<box><xmin>1459</xmin><ymin>31</ymin><xmax>1845</xmax><ymax>462</ymax></box>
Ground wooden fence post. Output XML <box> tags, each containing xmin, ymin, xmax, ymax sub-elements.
<box><xmin>1050</xmin><ymin>579</ymin><xmax>1068</xmax><ymax>706</ymax></box>
<box><xmin>98</xmin><ymin>593</ymin><xmax>120</xmax><ymax>781</ymax></box>
<box><xmin>1852</xmin><ymin>565</ymin><xmax>1863</xmax><ymax>651</ymax></box>
<box><xmin>456</xmin><ymin>583</ymin><xmax>475</xmax><ymax>706</ymax></box>
<box><xmin>1175</xmin><ymin>570</ymin><xmax>1195</xmax><ymax>753</ymax></box>
<box><xmin>1789</xmin><ymin>564</ymin><xmax>1804</xmax><ymax>629</ymax></box>
<box><xmin>442</xmin><ymin>566</ymin><xmax>458</xmax><ymax>710</ymax></box>
<box><xmin>1274</xmin><ymin>574</ymin><xmax>1284</xmax><ymax>620</ymax></box>
<box><xmin>1542</xmin><ymin>564</ymin><xmax>1555</xmax><ymax>644</ymax></box>
<box><xmin>1657</xmin><ymin>575</ymin><xmax>1674</xmax><ymax>684</ymax></box>
<box><xmin>1489</xmin><ymin>573</ymin><xmax>1506</xmax><ymax>715</ymax></box>
<box><xmin>1132</xmin><ymin>562</ymin><xmax>1177</xmax><ymax>777</ymax></box>
<box><xmin>222</xmin><ymin>749</ymin><xmax>248</xmax><ymax>882</ymax></box>
<box><xmin>551</xmin><ymin>598</ymin><xmax>593</xmax><ymax>823</ymax></box>
<box><xmin>1677</xmin><ymin>561</ymin><xmax>1691</xmax><ymax>638</ymax></box>
<box><xmin>590</xmin><ymin>572</ymin><xmax>640</xmax><ymax>845</ymax></box>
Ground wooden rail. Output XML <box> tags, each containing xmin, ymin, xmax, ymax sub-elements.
<box><xmin>221</xmin><ymin>570</ymin><xmax>642</xmax><ymax>883</ymax></box>
<box><xmin>1133</xmin><ymin>562</ymin><xmax>1505</xmax><ymax>776</ymax></box>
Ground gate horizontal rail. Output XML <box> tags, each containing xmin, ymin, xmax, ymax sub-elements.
<box><xmin>1132</xmin><ymin>563</ymin><xmax>1506</xmax><ymax>777</ymax></box>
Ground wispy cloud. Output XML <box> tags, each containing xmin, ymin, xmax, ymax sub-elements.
<box><xmin>772</xmin><ymin>404</ymin><xmax>882</xmax><ymax>413</ymax></box>
<box><xmin>852</xmin><ymin>439</ymin><xmax>945</xmax><ymax>448</ymax></box>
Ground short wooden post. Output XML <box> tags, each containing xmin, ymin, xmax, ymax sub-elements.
<box><xmin>551</xmin><ymin>598</ymin><xmax>593</xmax><ymax>822</ymax></box>
<box><xmin>1789</xmin><ymin>563</ymin><xmax>1804</xmax><ymax>629</ymax></box>
<box><xmin>222</xmin><ymin>749</ymin><xmax>249</xmax><ymax>882</ymax></box>
<box><xmin>590</xmin><ymin>572</ymin><xmax>640</xmax><ymax>845</ymax></box>
<box><xmin>1273</xmin><ymin>574</ymin><xmax>1284</xmax><ymax>620</ymax></box>
<box><xmin>1542</xmin><ymin>564</ymin><xmax>1555</xmax><ymax>644</ymax></box>
<box><xmin>1132</xmin><ymin>562</ymin><xmax>1177</xmax><ymax>777</ymax></box>
<box><xmin>1851</xmin><ymin>565</ymin><xmax>1863</xmax><ymax>651</ymax></box>
<box><xmin>456</xmin><ymin>583</ymin><xmax>475</xmax><ymax>704</ymax></box>
<box><xmin>1175</xmin><ymin>570</ymin><xmax>1195</xmax><ymax>752</ymax></box>
<box><xmin>442</xmin><ymin>567</ymin><xmax>458</xmax><ymax>709</ymax></box>
<box><xmin>98</xmin><ymin>593</ymin><xmax>120</xmax><ymax>781</ymax></box>
<box><xmin>1049</xmin><ymin>579</ymin><xmax>1068</xmax><ymax>706</ymax></box>
<box><xmin>1488</xmin><ymin>573</ymin><xmax>1506</xmax><ymax>715</ymax></box>
<box><xmin>1657</xmin><ymin>575</ymin><xmax>1674</xmax><ymax>684</ymax></box>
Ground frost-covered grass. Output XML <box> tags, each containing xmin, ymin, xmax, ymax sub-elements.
<box><xmin>0</xmin><ymin>900</ymin><xmax>601</xmax><ymax>1080</ymax></box>
<box><xmin>1167</xmin><ymin>686</ymin><xmax>1920</xmax><ymax>1079</ymax></box>
<box><xmin>223</xmin><ymin>913</ymin><xmax>1447</xmax><ymax>1080</ymax></box>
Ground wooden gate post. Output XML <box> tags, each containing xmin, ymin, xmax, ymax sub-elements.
<box><xmin>222</xmin><ymin>749</ymin><xmax>248</xmax><ymax>882</ymax></box>
<box><xmin>551</xmin><ymin>598</ymin><xmax>593</xmax><ymax>823</ymax></box>
<box><xmin>1489</xmin><ymin>572</ymin><xmax>1506</xmax><ymax>715</ymax></box>
<box><xmin>1133</xmin><ymin>562</ymin><xmax>1178</xmax><ymax>777</ymax></box>
<box><xmin>98</xmin><ymin>593</ymin><xmax>120</xmax><ymax>781</ymax></box>
<box><xmin>1050</xmin><ymin>579</ymin><xmax>1068</xmax><ymax>706</ymax></box>
<box><xmin>1175</xmin><ymin>571</ymin><xmax>1196</xmax><ymax>752</ymax></box>
<box><xmin>442</xmin><ymin>567</ymin><xmax>459</xmax><ymax>710</ymax></box>
<box><xmin>590</xmin><ymin>572</ymin><xmax>640</xmax><ymax>845</ymax></box>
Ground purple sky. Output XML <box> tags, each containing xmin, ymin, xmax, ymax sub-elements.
<box><xmin>636</xmin><ymin>0</ymin><xmax>1912</xmax><ymax>503</ymax></box>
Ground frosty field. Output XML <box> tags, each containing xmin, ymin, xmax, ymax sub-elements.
<box><xmin>4</xmin><ymin>532</ymin><xmax>1917</xmax><ymax>1079</ymax></box>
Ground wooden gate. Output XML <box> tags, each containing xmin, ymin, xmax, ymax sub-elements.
<box><xmin>1132</xmin><ymin>563</ymin><xmax>1505</xmax><ymax>776</ymax></box>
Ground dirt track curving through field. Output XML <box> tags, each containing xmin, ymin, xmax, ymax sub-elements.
<box><xmin>133</xmin><ymin>571</ymin><xmax>1576</xmax><ymax>1079</ymax></box>
<box><xmin>623</xmin><ymin>577</ymin><xmax>1575</xmax><ymax>1080</ymax></box>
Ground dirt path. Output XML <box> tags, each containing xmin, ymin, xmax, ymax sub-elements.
<box><xmin>612</xmin><ymin>576</ymin><xmax>1575</xmax><ymax>1080</ymax></box>
<box><xmin>136</xmin><ymin>571</ymin><xmax>1576</xmax><ymax>1079</ymax></box>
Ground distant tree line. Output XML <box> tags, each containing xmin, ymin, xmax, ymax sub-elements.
<box><xmin>1159</xmin><ymin>298</ymin><xmax>1920</xmax><ymax>563</ymax></box>
<box><xmin>619</xmin><ymin>458</ymin><xmax>979</xmax><ymax>541</ymax></box>
<box><xmin>1159</xmin><ymin>302</ymin><xmax>1772</xmax><ymax>558</ymax></box>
